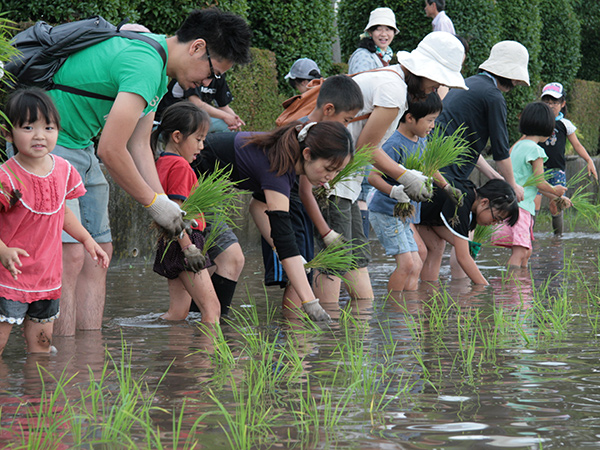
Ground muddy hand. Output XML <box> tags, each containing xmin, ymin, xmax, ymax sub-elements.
<box><xmin>183</xmin><ymin>244</ymin><xmax>206</xmax><ymax>272</ymax></box>
<box><xmin>443</xmin><ymin>183</ymin><xmax>464</xmax><ymax>206</ymax></box>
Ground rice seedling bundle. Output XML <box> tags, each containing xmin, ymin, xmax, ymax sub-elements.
<box><xmin>313</xmin><ymin>144</ymin><xmax>376</xmax><ymax>208</ymax></box>
<box><xmin>555</xmin><ymin>167</ymin><xmax>600</xmax><ymax>231</ymax></box>
<box><xmin>304</xmin><ymin>237</ymin><xmax>366</xmax><ymax>279</ymax></box>
<box><xmin>393</xmin><ymin>124</ymin><xmax>471</xmax><ymax>219</ymax></box>
<box><xmin>180</xmin><ymin>165</ymin><xmax>246</xmax><ymax>254</ymax></box>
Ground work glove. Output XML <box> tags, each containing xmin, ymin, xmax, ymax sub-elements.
<box><xmin>397</xmin><ymin>169</ymin><xmax>433</xmax><ymax>202</ymax></box>
<box><xmin>322</xmin><ymin>229</ymin><xmax>343</xmax><ymax>247</ymax></box>
<box><xmin>302</xmin><ymin>298</ymin><xmax>331</xmax><ymax>322</ymax></box>
<box><xmin>390</xmin><ymin>184</ymin><xmax>410</xmax><ymax>203</ymax></box>
<box><xmin>183</xmin><ymin>244</ymin><xmax>206</xmax><ymax>272</ymax></box>
<box><xmin>469</xmin><ymin>241</ymin><xmax>482</xmax><ymax>259</ymax></box>
<box><xmin>146</xmin><ymin>193</ymin><xmax>186</xmax><ymax>236</ymax></box>
<box><xmin>443</xmin><ymin>183</ymin><xmax>464</xmax><ymax>207</ymax></box>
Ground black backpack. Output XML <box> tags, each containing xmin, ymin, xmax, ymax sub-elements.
<box><xmin>4</xmin><ymin>16</ymin><xmax>167</xmax><ymax>101</ymax></box>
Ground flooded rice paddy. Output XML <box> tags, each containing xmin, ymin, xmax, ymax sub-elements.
<box><xmin>2</xmin><ymin>216</ymin><xmax>600</xmax><ymax>449</ymax></box>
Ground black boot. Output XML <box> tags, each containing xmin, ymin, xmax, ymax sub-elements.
<box><xmin>189</xmin><ymin>273</ymin><xmax>237</xmax><ymax>316</ymax></box>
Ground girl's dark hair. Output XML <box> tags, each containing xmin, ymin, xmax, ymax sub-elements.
<box><xmin>4</xmin><ymin>87</ymin><xmax>60</xmax><ymax>131</ymax></box>
<box><xmin>519</xmin><ymin>102</ymin><xmax>554</xmax><ymax>137</ymax></box>
<box><xmin>150</xmin><ymin>102</ymin><xmax>210</xmax><ymax>155</ymax></box>
<box><xmin>476</xmin><ymin>179</ymin><xmax>519</xmax><ymax>227</ymax></box>
<box><xmin>400</xmin><ymin>92</ymin><xmax>443</xmax><ymax>123</ymax></box>
<box><xmin>405</xmin><ymin>70</ymin><xmax>428</xmax><ymax>101</ymax></box>
<box><xmin>357</xmin><ymin>36</ymin><xmax>377</xmax><ymax>54</ymax></box>
<box><xmin>244</xmin><ymin>121</ymin><xmax>355</xmax><ymax>177</ymax></box>
<box><xmin>288</xmin><ymin>69</ymin><xmax>321</xmax><ymax>91</ymax></box>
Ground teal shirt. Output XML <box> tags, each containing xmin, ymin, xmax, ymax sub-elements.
<box><xmin>49</xmin><ymin>34</ymin><xmax>168</xmax><ymax>149</ymax></box>
<box><xmin>511</xmin><ymin>139</ymin><xmax>548</xmax><ymax>215</ymax></box>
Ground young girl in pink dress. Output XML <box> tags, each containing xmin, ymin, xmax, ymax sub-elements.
<box><xmin>0</xmin><ymin>88</ymin><xmax>109</xmax><ymax>355</ymax></box>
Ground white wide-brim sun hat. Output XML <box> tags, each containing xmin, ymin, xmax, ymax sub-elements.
<box><xmin>364</xmin><ymin>7</ymin><xmax>399</xmax><ymax>34</ymax></box>
<box><xmin>479</xmin><ymin>41</ymin><xmax>530</xmax><ymax>86</ymax></box>
<box><xmin>396</xmin><ymin>31</ymin><xmax>467</xmax><ymax>90</ymax></box>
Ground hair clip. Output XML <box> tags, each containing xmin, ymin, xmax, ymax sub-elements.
<box><xmin>297</xmin><ymin>121</ymin><xmax>318</xmax><ymax>143</ymax></box>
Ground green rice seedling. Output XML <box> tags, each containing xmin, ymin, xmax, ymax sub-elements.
<box><xmin>396</xmin><ymin>124</ymin><xmax>471</xmax><ymax>219</ymax></box>
<box><xmin>180</xmin><ymin>165</ymin><xmax>246</xmax><ymax>255</ymax></box>
<box><xmin>553</xmin><ymin>167</ymin><xmax>600</xmax><ymax>231</ymax></box>
<box><xmin>312</xmin><ymin>144</ymin><xmax>376</xmax><ymax>207</ymax></box>
<box><xmin>207</xmin><ymin>374</ymin><xmax>280</xmax><ymax>450</ymax></box>
<box><xmin>305</xmin><ymin>237</ymin><xmax>366</xmax><ymax>280</ymax></box>
<box><xmin>197</xmin><ymin>322</ymin><xmax>236</xmax><ymax>371</ymax></box>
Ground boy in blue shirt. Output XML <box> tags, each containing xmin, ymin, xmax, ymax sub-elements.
<box><xmin>368</xmin><ymin>93</ymin><xmax>452</xmax><ymax>291</ymax></box>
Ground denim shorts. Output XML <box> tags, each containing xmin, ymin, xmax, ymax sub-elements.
<box><xmin>369</xmin><ymin>211</ymin><xmax>418</xmax><ymax>256</ymax></box>
<box><xmin>536</xmin><ymin>169</ymin><xmax>566</xmax><ymax>196</ymax></box>
<box><xmin>53</xmin><ymin>144</ymin><xmax>112</xmax><ymax>243</ymax></box>
<box><xmin>0</xmin><ymin>298</ymin><xmax>60</xmax><ymax>325</ymax></box>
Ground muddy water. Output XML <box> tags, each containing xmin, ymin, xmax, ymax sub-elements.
<box><xmin>2</xmin><ymin>228</ymin><xmax>600</xmax><ymax>449</ymax></box>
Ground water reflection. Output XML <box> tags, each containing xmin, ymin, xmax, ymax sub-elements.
<box><xmin>0</xmin><ymin>231</ymin><xmax>599</xmax><ymax>448</ymax></box>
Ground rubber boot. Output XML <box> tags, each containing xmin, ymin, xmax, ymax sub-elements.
<box><xmin>552</xmin><ymin>212</ymin><xmax>563</xmax><ymax>236</ymax></box>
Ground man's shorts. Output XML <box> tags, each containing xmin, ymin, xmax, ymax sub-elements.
<box><xmin>0</xmin><ymin>298</ymin><xmax>60</xmax><ymax>325</ymax></box>
<box><xmin>369</xmin><ymin>211</ymin><xmax>418</xmax><ymax>256</ymax></box>
<box><xmin>53</xmin><ymin>144</ymin><xmax>112</xmax><ymax>243</ymax></box>
<box><xmin>204</xmin><ymin>220</ymin><xmax>239</xmax><ymax>263</ymax></box>
<box><xmin>314</xmin><ymin>196</ymin><xmax>370</xmax><ymax>269</ymax></box>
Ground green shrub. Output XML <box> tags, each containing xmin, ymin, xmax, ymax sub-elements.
<box><xmin>227</xmin><ymin>47</ymin><xmax>284</xmax><ymax>132</ymax></box>
<box><xmin>573</xmin><ymin>0</ymin><xmax>600</xmax><ymax>82</ymax></box>
<box><xmin>568</xmin><ymin>79</ymin><xmax>600</xmax><ymax>156</ymax></box>
<box><xmin>538</xmin><ymin>0</ymin><xmax>581</xmax><ymax>90</ymax></box>
<box><xmin>447</xmin><ymin>0</ymin><xmax>499</xmax><ymax>78</ymax></box>
<box><xmin>495</xmin><ymin>0</ymin><xmax>542</xmax><ymax>144</ymax></box>
<box><xmin>337</xmin><ymin>0</ymin><xmax>429</xmax><ymax>65</ymax></box>
<box><xmin>138</xmin><ymin>0</ymin><xmax>248</xmax><ymax>35</ymax></box>
<box><xmin>0</xmin><ymin>0</ymin><xmax>140</xmax><ymax>26</ymax></box>
<box><xmin>247</xmin><ymin>0</ymin><xmax>335</xmax><ymax>97</ymax></box>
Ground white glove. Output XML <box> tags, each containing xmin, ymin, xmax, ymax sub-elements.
<box><xmin>302</xmin><ymin>298</ymin><xmax>331</xmax><ymax>322</ymax></box>
<box><xmin>182</xmin><ymin>244</ymin><xmax>206</xmax><ymax>273</ymax></box>
<box><xmin>146</xmin><ymin>193</ymin><xmax>186</xmax><ymax>236</ymax></box>
<box><xmin>390</xmin><ymin>184</ymin><xmax>410</xmax><ymax>203</ymax></box>
<box><xmin>397</xmin><ymin>169</ymin><xmax>433</xmax><ymax>202</ymax></box>
<box><xmin>322</xmin><ymin>229</ymin><xmax>342</xmax><ymax>247</ymax></box>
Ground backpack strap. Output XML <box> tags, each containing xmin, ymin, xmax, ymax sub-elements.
<box><xmin>52</xmin><ymin>31</ymin><xmax>167</xmax><ymax>101</ymax></box>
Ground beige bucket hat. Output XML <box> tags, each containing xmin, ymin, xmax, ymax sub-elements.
<box><xmin>479</xmin><ymin>41</ymin><xmax>530</xmax><ymax>86</ymax></box>
<box><xmin>364</xmin><ymin>7</ymin><xmax>399</xmax><ymax>34</ymax></box>
<box><xmin>396</xmin><ymin>31</ymin><xmax>467</xmax><ymax>90</ymax></box>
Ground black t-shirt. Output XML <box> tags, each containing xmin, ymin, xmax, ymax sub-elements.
<box><xmin>539</xmin><ymin>119</ymin><xmax>568</xmax><ymax>171</ymax></box>
<box><xmin>437</xmin><ymin>74</ymin><xmax>511</xmax><ymax>181</ymax></box>
<box><xmin>155</xmin><ymin>76</ymin><xmax>233</xmax><ymax>121</ymax></box>
<box><xmin>420</xmin><ymin>178</ymin><xmax>478</xmax><ymax>239</ymax></box>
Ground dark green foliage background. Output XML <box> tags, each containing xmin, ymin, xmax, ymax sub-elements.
<box><xmin>246</xmin><ymin>0</ymin><xmax>335</xmax><ymax>97</ymax></box>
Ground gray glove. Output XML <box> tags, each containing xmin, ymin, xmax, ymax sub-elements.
<box><xmin>182</xmin><ymin>244</ymin><xmax>206</xmax><ymax>272</ymax></box>
<box><xmin>443</xmin><ymin>183</ymin><xmax>464</xmax><ymax>206</ymax></box>
<box><xmin>302</xmin><ymin>298</ymin><xmax>331</xmax><ymax>322</ymax></box>
<box><xmin>322</xmin><ymin>229</ymin><xmax>343</xmax><ymax>247</ymax></box>
<box><xmin>146</xmin><ymin>193</ymin><xmax>186</xmax><ymax>236</ymax></box>
<box><xmin>390</xmin><ymin>184</ymin><xmax>410</xmax><ymax>203</ymax></box>
<box><xmin>398</xmin><ymin>169</ymin><xmax>433</xmax><ymax>202</ymax></box>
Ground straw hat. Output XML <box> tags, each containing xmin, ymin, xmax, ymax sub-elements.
<box><xmin>364</xmin><ymin>7</ymin><xmax>399</xmax><ymax>34</ymax></box>
<box><xmin>396</xmin><ymin>31</ymin><xmax>467</xmax><ymax>90</ymax></box>
<box><xmin>479</xmin><ymin>41</ymin><xmax>530</xmax><ymax>86</ymax></box>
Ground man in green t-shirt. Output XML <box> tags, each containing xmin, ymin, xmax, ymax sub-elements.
<box><xmin>50</xmin><ymin>8</ymin><xmax>252</xmax><ymax>336</ymax></box>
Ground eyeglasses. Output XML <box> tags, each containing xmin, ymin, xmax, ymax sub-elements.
<box><xmin>542</xmin><ymin>99</ymin><xmax>562</xmax><ymax>106</ymax></box>
<box><xmin>205</xmin><ymin>47</ymin><xmax>222</xmax><ymax>80</ymax></box>
<box><xmin>489</xmin><ymin>205</ymin><xmax>504</xmax><ymax>224</ymax></box>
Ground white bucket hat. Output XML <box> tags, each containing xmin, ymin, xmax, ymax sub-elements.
<box><xmin>396</xmin><ymin>31</ymin><xmax>467</xmax><ymax>90</ymax></box>
<box><xmin>479</xmin><ymin>41</ymin><xmax>530</xmax><ymax>86</ymax></box>
<box><xmin>364</xmin><ymin>7</ymin><xmax>399</xmax><ymax>34</ymax></box>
